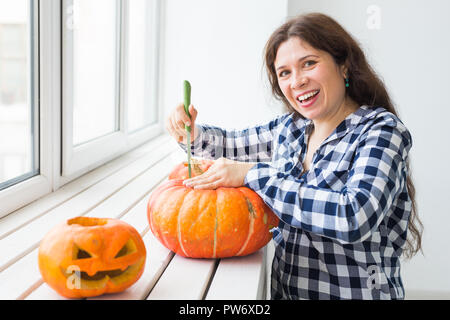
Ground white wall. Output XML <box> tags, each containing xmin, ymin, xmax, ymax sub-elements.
<box><xmin>288</xmin><ymin>0</ymin><xmax>450</xmax><ymax>299</ymax></box>
<box><xmin>160</xmin><ymin>0</ymin><xmax>288</xmax><ymax>130</ymax></box>
<box><xmin>0</xmin><ymin>0</ymin><xmax>28</xmax><ymax>22</ymax></box>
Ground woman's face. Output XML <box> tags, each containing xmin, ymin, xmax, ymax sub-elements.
<box><xmin>274</xmin><ymin>37</ymin><xmax>348</xmax><ymax>122</ymax></box>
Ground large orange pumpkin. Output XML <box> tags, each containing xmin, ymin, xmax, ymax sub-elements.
<box><xmin>38</xmin><ymin>217</ymin><xmax>146</xmax><ymax>298</ymax></box>
<box><xmin>147</xmin><ymin>162</ymin><xmax>279</xmax><ymax>258</ymax></box>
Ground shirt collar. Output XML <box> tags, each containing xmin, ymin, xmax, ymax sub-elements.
<box><xmin>303</xmin><ymin>105</ymin><xmax>380</xmax><ymax>145</ymax></box>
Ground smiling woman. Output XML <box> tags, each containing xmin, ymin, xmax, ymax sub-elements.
<box><xmin>274</xmin><ymin>38</ymin><xmax>358</xmax><ymax>124</ymax></box>
<box><xmin>272</xmin><ymin>37</ymin><xmax>360</xmax><ymax>173</ymax></box>
<box><xmin>172</xmin><ymin>12</ymin><xmax>424</xmax><ymax>300</ymax></box>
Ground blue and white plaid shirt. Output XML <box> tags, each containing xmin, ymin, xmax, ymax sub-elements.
<box><xmin>179</xmin><ymin>105</ymin><xmax>412</xmax><ymax>300</ymax></box>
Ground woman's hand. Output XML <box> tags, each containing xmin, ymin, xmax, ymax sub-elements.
<box><xmin>165</xmin><ymin>103</ymin><xmax>199</xmax><ymax>144</ymax></box>
<box><xmin>183</xmin><ymin>158</ymin><xmax>256</xmax><ymax>190</ymax></box>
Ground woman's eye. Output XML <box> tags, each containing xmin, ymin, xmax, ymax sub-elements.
<box><xmin>279</xmin><ymin>70</ymin><xmax>289</xmax><ymax>77</ymax></box>
<box><xmin>304</xmin><ymin>60</ymin><xmax>317</xmax><ymax>68</ymax></box>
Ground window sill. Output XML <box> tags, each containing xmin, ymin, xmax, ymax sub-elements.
<box><xmin>0</xmin><ymin>134</ymin><xmax>268</xmax><ymax>300</ymax></box>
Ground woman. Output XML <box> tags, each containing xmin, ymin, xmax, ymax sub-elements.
<box><xmin>166</xmin><ymin>13</ymin><xmax>423</xmax><ymax>300</ymax></box>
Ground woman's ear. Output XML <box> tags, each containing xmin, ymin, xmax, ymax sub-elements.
<box><xmin>340</xmin><ymin>64</ymin><xmax>348</xmax><ymax>79</ymax></box>
<box><xmin>340</xmin><ymin>62</ymin><xmax>350</xmax><ymax>79</ymax></box>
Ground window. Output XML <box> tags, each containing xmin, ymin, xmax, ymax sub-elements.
<box><xmin>0</xmin><ymin>0</ymin><xmax>48</xmax><ymax>218</ymax></box>
<box><xmin>62</xmin><ymin>0</ymin><xmax>162</xmax><ymax>178</ymax></box>
<box><xmin>0</xmin><ymin>0</ymin><xmax>163</xmax><ymax>218</ymax></box>
<box><xmin>126</xmin><ymin>0</ymin><xmax>160</xmax><ymax>132</ymax></box>
<box><xmin>0</xmin><ymin>0</ymin><xmax>39</xmax><ymax>191</ymax></box>
<box><xmin>71</xmin><ymin>0</ymin><xmax>120</xmax><ymax>146</ymax></box>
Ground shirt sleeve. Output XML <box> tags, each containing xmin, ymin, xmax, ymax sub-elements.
<box><xmin>244</xmin><ymin>117</ymin><xmax>412</xmax><ymax>244</ymax></box>
<box><xmin>178</xmin><ymin>113</ymin><xmax>290</xmax><ymax>162</ymax></box>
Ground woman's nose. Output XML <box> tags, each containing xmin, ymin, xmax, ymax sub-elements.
<box><xmin>291</xmin><ymin>73</ymin><xmax>308</xmax><ymax>90</ymax></box>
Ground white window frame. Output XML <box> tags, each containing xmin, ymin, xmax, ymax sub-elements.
<box><xmin>0</xmin><ymin>0</ymin><xmax>165</xmax><ymax>218</ymax></box>
<box><xmin>60</xmin><ymin>0</ymin><xmax>163</xmax><ymax>182</ymax></box>
<box><xmin>0</xmin><ymin>0</ymin><xmax>53</xmax><ymax>219</ymax></box>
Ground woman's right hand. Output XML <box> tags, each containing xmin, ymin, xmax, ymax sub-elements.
<box><xmin>165</xmin><ymin>103</ymin><xmax>199</xmax><ymax>144</ymax></box>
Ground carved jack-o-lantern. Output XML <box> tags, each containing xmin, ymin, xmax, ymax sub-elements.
<box><xmin>38</xmin><ymin>217</ymin><xmax>146</xmax><ymax>298</ymax></box>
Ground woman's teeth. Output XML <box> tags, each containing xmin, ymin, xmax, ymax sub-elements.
<box><xmin>297</xmin><ymin>90</ymin><xmax>319</xmax><ymax>103</ymax></box>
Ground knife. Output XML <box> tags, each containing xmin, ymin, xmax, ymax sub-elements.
<box><xmin>183</xmin><ymin>80</ymin><xmax>193</xmax><ymax>178</ymax></box>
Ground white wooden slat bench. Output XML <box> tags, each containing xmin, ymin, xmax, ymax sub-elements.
<box><xmin>0</xmin><ymin>135</ymin><xmax>271</xmax><ymax>300</ymax></box>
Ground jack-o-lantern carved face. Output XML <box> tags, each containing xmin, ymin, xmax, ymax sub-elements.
<box><xmin>38</xmin><ymin>217</ymin><xmax>146</xmax><ymax>299</ymax></box>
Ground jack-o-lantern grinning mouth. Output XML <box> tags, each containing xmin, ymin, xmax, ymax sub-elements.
<box><xmin>60</xmin><ymin>266</ymin><xmax>132</xmax><ymax>281</ymax></box>
<box><xmin>60</xmin><ymin>258</ymin><xmax>146</xmax><ymax>287</ymax></box>
<box><xmin>79</xmin><ymin>267</ymin><xmax>129</xmax><ymax>281</ymax></box>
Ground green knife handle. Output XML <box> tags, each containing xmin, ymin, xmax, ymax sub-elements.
<box><xmin>184</xmin><ymin>80</ymin><xmax>193</xmax><ymax>179</ymax></box>
<box><xmin>184</xmin><ymin>80</ymin><xmax>192</xmax><ymax>133</ymax></box>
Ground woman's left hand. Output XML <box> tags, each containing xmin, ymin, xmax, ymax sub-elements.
<box><xmin>182</xmin><ymin>158</ymin><xmax>256</xmax><ymax>190</ymax></box>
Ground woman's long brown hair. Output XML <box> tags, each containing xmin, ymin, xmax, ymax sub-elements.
<box><xmin>264</xmin><ymin>13</ymin><xmax>423</xmax><ymax>259</ymax></box>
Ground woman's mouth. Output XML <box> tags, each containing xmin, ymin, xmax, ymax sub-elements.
<box><xmin>296</xmin><ymin>90</ymin><xmax>320</xmax><ymax>108</ymax></box>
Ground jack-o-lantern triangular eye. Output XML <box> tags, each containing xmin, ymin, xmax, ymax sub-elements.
<box><xmin>73</xmin><ymin>245</ymin><xmax>92</xmax><ymax>260</ymax></box>
<box><xmin>114</xmin><ymin>238</ymin><xmax>137</xmax><ymax>258</ymax></box>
